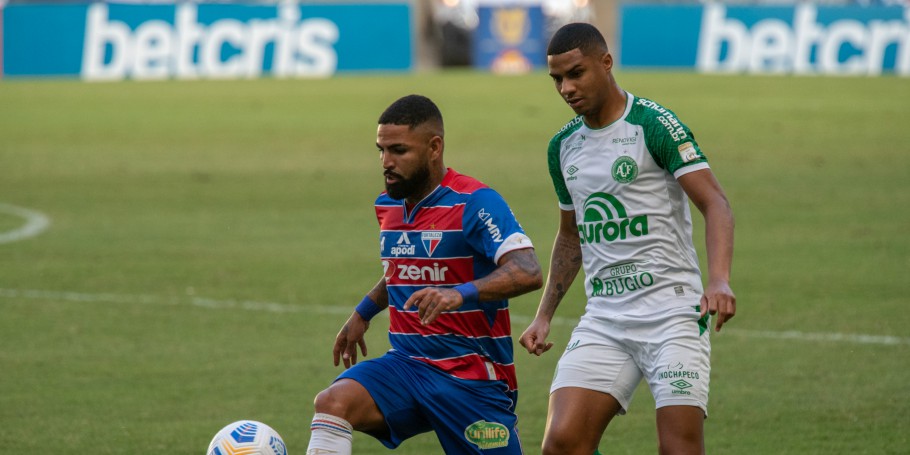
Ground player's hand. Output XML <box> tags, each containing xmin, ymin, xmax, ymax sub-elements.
<box><xmin>700</xmin><ymin>279</ymin><xmax>736</xmax><ymax>332</ymax></box>
<box><xmin>519</xmin><ymin>317</ymin><xmax>554</xmax><ymax>356</ymax></box>
<box><xmin>403</xmin><ymin>287</ymin><xmax>463</xmax><ymax>325</ymax></box>
<box><xmin>332</xmin><ymin>312</ymin><xmax>369</xmax><ymax>369</ymax></box>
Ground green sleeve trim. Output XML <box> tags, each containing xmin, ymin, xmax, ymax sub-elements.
<box><xmin>626</xmin><ymin>96</ymin><xmax>707</xmax><ymax>175</ymax></box>
<box><xmin>548</xmin><ymin>117</ymin><xmax>582</xmax><ymax>206</ymax></box>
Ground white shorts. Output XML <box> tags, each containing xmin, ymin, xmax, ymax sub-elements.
<box><xmin>550</xmin><ymin>306</ymin><xmax>711</xmax><ymax>416</ymax></box>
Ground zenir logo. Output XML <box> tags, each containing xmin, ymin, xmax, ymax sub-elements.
<box><xmin>578</xmin><ymin>193</ymin><xmax>648</xmax><ymax>244</ymax></box>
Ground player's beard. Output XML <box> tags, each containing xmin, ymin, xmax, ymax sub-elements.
<box><xmin>385</xmin><ymin>164</ymin><xmax>431</xmax><ymax>201</ymax></box>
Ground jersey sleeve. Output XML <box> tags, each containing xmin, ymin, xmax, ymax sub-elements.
<box><xmin>547</xmin><ymin>135</ymin><xmax>574</xmax><ymax>210</ymax></box>
<box><xmin>640</xmin><ymin>103</ymin><xmax>710</xmax><ymax>179</ymax></box>
<box><xmin>462</xmin><ymin>188</ymin><xmax>533</xmax><ymax>264</ymax></box>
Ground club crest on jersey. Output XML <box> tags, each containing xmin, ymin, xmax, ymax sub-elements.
<box><xmin>421</xmin><ymin>231</ymin><xmax>443</xmax><ymax>257</ymax></box>
<box><xmin>611</xmin><ymin>156</ymin><xmax>638</xmax><ymax>184</ymax></box>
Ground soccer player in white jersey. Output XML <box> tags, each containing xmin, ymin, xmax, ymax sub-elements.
<box><xmin>519</xmin><ymin>23</ymin><xmax>736</xmax><ymax>455</ymax></box>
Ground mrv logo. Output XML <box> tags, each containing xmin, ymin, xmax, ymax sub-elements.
<box><xmin>478</xmin><ymin>209</ymin><xmax>503</xmax><ymax>243</ymax></box>
<box><xmin>697</xmin><ymin>4</ymin><xmax>910</xmax><ymax>75</ymax></box>
<box><xmin>578</xmin><ymin>193</ymin><xmax>648</xmax><ymax>245</ymax></box>
<box><xmin>82</xmin><ymin>3</ymin><xmax>339</xmax><ymax>80</ymax></box>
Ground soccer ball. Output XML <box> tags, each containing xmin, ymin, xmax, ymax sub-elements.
<box><xmin>206</xmin><ymin>420</ymin><xmax>288</xmax><ymax>455</ymax></box>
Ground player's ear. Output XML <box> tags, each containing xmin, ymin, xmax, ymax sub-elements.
<box><xmin>601</xmin><ymin>52</ymin><xmax>614</xmax><ymax>73</ymax></box>
<box><xmin>429</xmin><ymin>135</ymin><xmax>443</xmax><ymax>160</ymax></box>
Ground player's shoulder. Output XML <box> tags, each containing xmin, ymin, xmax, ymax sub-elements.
<box><xmin>441</xmin><ymin>169</ymin><xmax>512</xmax><ymax>214</ymax></box>
<box><xmin>442</xmin><ymin>168</ymin><xmax>489</xmax><ymax>195</ymax></box>
<box><xmin>626</xmin><ymin>95</ymin><xmax>693</xmax><ymax>144</ymax></box>
<box><xmin>628</xmin><ymin>95</ymin><xmax>678</xmax><ymax>123</ymax></box>
<box><xmin>549</xmin><ymin>116</ymin><xmax>585</xmax><ymax>147</ymax></box>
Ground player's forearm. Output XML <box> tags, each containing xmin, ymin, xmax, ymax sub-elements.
<box><xmin>472</xmin><ymin>248</ymin><xmax>543</xmax><ymax>301</ymax></box>
<box><xmin>536</xmin><ymin>230</ymin><xmax>582</xmax><ymax>321</ymax></box>
<box><xmin>703</xmin><ymin>198</ymin><xmax>735</xmax><ymax>283</ymax></box>
<box><xmin>365</xmin><ymin>277</ymin><xmax>390</xmax><ymax>310</ymax></box>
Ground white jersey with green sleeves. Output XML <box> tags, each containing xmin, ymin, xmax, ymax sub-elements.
<box><xmin>548</xmin><ymin>92</ymin><xmax>710</xmax><ymax>319</ymax></box>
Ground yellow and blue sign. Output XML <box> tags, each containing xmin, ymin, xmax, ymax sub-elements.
<box><xmin>473</xmin><ymin>5</ymin><xmax>545</xmax><ymax>74</ymax></box>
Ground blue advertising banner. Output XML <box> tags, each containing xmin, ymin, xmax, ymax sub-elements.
<box><xmin>2</xmin><ymin>2</ymin><xmax>412</xmax><ymax>80</ymax></box>
<box><xmin>0</xmin><ymin>3</ymin><xmax>4</xmax><ymax>78</ymax></box>
<box><xmin>620</xmin><ymin>3</ymin><xmax>909</xmax><ymax>76</ymax></box>
<box><xmin>473</xmin><ymin>5</ymin><xmax>545</xmax><ymax>73</ymax></box>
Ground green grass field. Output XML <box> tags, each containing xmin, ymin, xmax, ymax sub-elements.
<box><xmin>1</xmin><ymin>71</ymin><xmax>908</xmax><ymax>454</ymax></box>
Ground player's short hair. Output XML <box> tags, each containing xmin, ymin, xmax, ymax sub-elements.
<box><xmin>547</xmin><ymin>22</ymin><xmax>609</xmax><ymax>57</ymax></box>
<box><xmin>378</xmin><ymin>94</ymin><xmax>444</xmax><ymax>136</ymax></box>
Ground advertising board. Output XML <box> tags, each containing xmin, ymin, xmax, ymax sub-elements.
<box><xmin>1</xmin><ymin>2</ymin><xmax>412</xmax><ymax>80</ymax></box>
<box><xmin>621</xmin><ymin>3</ymin><xmax>909</xmax><ymax>76</ymax></box>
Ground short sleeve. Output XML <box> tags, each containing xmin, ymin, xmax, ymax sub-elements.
<box><xmin>548</xmin><ymin>135</ymin><xmax>575</xmax><ymax>210</ymax></box>
<box><xmin>634</xmin><ymin>99</ymin><xmax>709</xmax><ymax>178</ymax></box>
<box><xmin>462</xmin><ymin>188</ymin><xmax>534</xmax><ymax>264</ymax></box>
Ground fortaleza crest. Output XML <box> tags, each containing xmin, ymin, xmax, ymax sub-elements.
<box><xmin>421</xmin><ymin>231</ymin><xmax>443</xmax><ymax>257</ymax></box>
<box><xmin>578</xmin><ymin>193</ymin><xmax>648</xmax><ymax>244</ymax></box>
<box><xmin>464</xmin><ymin>420</ymin><xmax>510</xmax><ymax>449</ymax></box>
<box><xmin>611</xmin><ymin>156</ymin><xmax>638</xmax><ymax>183</ymax></box>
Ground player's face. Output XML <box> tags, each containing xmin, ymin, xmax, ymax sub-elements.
<box><xmin>377</xmin><ymin>123</ymin><xmax>437</xmax><ymax>201</ymax></box>
<box><xmin>548</xmin><ymin>48</ymin><xmax>612</xmax><ymax>119</ymax></box>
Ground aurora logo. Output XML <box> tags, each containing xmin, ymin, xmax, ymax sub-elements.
<box><xmin>578</xmin><ymin>193</ymin><xmax>648</xmax><ymax>244</ymax></box>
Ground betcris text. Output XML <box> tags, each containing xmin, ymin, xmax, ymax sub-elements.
<box><xmin>697</xmin><ymin>4</ymin><xmax>910</xmax><ymax>75</ymax></box>
<box><xmin>81</xmin><ymin>3</ymin><xmax>338</xmax><ymax>80</ymax></box>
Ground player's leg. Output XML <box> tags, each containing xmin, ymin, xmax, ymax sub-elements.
<box><xmin>306</xmin><ymin>353</ymin><xmax>433</xmax><ymax>454</ymax></box>
<box><xmin>542</xmin><ymin>386</ymin><xmax>621</xmax><ymax>455</ymax></box>
<box><xmin>542</xmin><ymin>327</ymin><xmax>642</xmax><ymax>455</ymax></box>
<box><xmin>639</xmin><ymin>307</ymin><xmax>711</xmax><ymax>455</ymax></box>
<box><xmin>655</xmin><ymin>405</ymin><xmax>705</xmax><ymax>455</ymax></box>
<box><xmin>313</xmin><ymin>378</ymin><xmax>386</xmax><ymax>429</ymax></box>
<box><xmin>411</xmin><ymin>363</ymin><xmax>522</xmax><ymax>454</ymax></box>
<box><xmin>307</xmin><ymin>379</ymin><xmax>385</xmax><ymax>454</ymax></box>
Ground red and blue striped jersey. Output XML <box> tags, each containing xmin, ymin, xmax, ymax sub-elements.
<box><xmin>375</xmin><ymin>168</ymin><xmax>533</xmax><ymax>395</ymax></box>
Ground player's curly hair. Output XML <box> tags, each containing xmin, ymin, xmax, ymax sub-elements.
<box><xmin>547</xmin><ymin>22</ymin><xmax>609</xmax><ymax>57</ymax></box>
<box><xmin>378</xmin><ymin>95</ymin><xmax>444</xmax><ymax>135</ymax></box>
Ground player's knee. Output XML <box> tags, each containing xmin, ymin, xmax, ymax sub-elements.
<box><xmin>657</xmin><ymin>436</ymin><xmax>703</xmax><ymax>455</ymax></box>
<box><xmin>313</xmin><ymin>386</ymin><xmax>349</xmax><ymax>417</ymax></box>
<box><xmin>657</xmin><ymin>427</ymin><xmax>703</xmax><ymax>455</ymax></box>
<box><xmin>542</xmin><ymin>432</ymin><xmax>595</xmax><ymax>455</ymax></box>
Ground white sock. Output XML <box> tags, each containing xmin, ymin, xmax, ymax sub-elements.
<box><xmin>306</xmin><ymin>413</ymin><xmax>353</xmax><ymax>455</ymax></box>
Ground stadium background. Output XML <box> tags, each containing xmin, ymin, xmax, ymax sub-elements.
<box><xmin>1</xmin><ymin>0</ymin><xmax>908</xmax><ymax>453</ymax></box>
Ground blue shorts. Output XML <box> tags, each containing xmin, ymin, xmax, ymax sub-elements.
<box><xmin>336</xmin><ymin>351</ymin><xmax>523</xmax><ymax>454</ymax></box>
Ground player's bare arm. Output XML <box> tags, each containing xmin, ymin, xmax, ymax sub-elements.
<box><xmin>678</xmin><ymin>168</ymin><xmax>736</xmax><ymax>332</ymax></box>
<box><xmin>334</xmin><ymin>277</ymin><xmax>389</xmax><ymax>368</ymax></box>
<box><xmin>519</xmin><ymin>209</ymin><xmax>583</xmax><ymax>356</ymax></box>
<box><xmin>404</xmin><ymin>247</ymin><xmax>542</xmax><ymax>326</ymax></box>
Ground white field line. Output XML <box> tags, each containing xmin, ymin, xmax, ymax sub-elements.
<box><xmin>0</xmin><ymin>203</ymin><xmax>51</xmax><ymax>244</ymax></box>
<box><xmin>2</xmin><ymin>288</ymin><xmax>908</xmax><ymax>347</ymax></box>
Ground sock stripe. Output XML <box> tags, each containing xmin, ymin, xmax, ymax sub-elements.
<box><xmin>310</xmin><ymin>421</ymin><xmax>353</xmax><ymax>436</ymax></box>
<box><xmin>310</xmin><ymin>413</ymin><xmax>354</xmax><ymax>438</ymax></box>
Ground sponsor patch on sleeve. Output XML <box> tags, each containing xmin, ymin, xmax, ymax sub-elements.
<box><xmin>677</xmin><ymin>142</ymin><xmax>699</xmax><ymax>163</ymax></box>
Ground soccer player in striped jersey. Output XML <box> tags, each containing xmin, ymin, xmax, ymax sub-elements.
<box><xmin>519</xmin><ymin>23</ymin><xmax>737</xmax><ymax>455</ymax></box>
<box><xmin>306</xmin><ymin>95</ymin><xmax>542</xmax><ymax>455</ymax></box>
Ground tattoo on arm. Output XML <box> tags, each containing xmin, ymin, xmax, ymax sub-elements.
<box><xmin>366</xmin><ymin>277</ymin><xmax>390</xmax><ymax>309</ymax></box>
<box><xmin>538</xmin><ymin>229</ymin><xmax>582</xmax><ymax>319</ymax></box>
<box><xmin>472</xmin><ymin>248</ymin><xmax>543</xmax><ymax>301</ymax></box>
